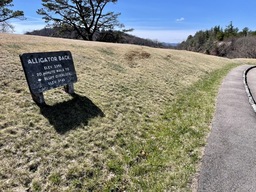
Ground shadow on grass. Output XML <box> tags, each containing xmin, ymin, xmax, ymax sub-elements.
<box><xmin>39</xmin><ymin>93</ymin><xmax>104</xmax><ymax>134</ymax></box>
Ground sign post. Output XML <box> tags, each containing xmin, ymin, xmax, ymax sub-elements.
<box><xmin>20</xmin><ymin>51</ymin><xmax>77</xmax><ymax>104</ymax></box>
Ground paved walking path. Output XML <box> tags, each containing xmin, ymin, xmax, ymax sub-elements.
<box><xmin>198</xmin><ymin>65</ymin><xmax>256</xmax><ymax>192</ymax></box>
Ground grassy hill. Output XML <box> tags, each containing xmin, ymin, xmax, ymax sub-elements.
<box><xmin>0</xmin><ymin>33</ymin><xmax>255</xmax><ymax>191</ymax></box>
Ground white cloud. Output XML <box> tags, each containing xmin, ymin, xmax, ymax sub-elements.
<box><xmin>129</xmin><ymin>29</ymin><xmax>196</xmax><ymax>43</ymax></box>
<box><xmin>176</xmin><ymin>17</ymin><xmax>185</xmax><ymax>22</ymax></box>
<box><xmin>10</xmin><ymin>17</ymin><xmax>46</xmax><ymax>34</ymax></box>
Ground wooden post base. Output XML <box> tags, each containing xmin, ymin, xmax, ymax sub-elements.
<box><xmin>64</xmin><ymin>83</ymin><xmax>75</xmax><ymax>94</ymax></box>
<box><xmin>31</xmin><ymin>92</ymin><xmax>45</xmax><ymax>105</ymax></box>
<box><xmin>31</xmin><ymin>83</ymin><xmax>75</xmax><ymax>105</ymax></box>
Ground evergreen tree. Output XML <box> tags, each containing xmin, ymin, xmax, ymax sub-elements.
<box><xmin>224</xmin><ymin>21</ymin><xmax>239</xmax><ymax>38</ymax></box>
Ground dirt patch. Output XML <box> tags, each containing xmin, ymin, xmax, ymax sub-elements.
<box><xmin>124</xmin><ymin>50</ymin><xmax>151</xmax><ymax>67</ymax></box>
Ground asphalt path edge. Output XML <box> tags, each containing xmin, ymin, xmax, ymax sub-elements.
<box><xmin>197</xmin><ymin>65</ymin><xmax>256</xmax><ymax>192</ymax></box>
<box><xmin>243</xmin><ymin>65</ymin><xmax>256</xmax><ymax>112</ymax></box>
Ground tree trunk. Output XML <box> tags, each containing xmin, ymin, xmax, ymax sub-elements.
<box><xmin>88</xmin><ymin>33</ymin><xmax>94</xmax><ymax>41</ymax></box>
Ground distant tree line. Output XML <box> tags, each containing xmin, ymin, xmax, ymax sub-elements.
<box><xmin>25</xmin><ymin>27</ymin><xmax>170</xmax><ymax>48</ymax></box>
<box><xmin>178</xmin><ymin>22</ymin><xmax>256</xmax><ymax>58</ymax></box>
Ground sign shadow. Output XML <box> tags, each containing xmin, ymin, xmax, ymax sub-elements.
<box><xmin>39</xmin><ymin>93</ymin><xmax>104</xmax><ymax>134</ymax></box>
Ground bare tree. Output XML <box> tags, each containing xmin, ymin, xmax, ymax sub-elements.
<box><xmin>0</xmin><ymin>0</ymin><xmax>25</xmax><ymax>32</ymax></box>
<box><xmin>228</xmin><ymin>37</ymin><xmax>256</xmax><ymax>58</ymax></box>
<box><xmin>37</xmin><ymin>0</ymin><xmax>124</xmax><ymax>41</ymax></box>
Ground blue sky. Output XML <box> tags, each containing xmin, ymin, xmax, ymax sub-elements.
<box><xmin>10</xmin><ymin>0</ymin><xmax>256</xmax><ymax>43</ymax></box>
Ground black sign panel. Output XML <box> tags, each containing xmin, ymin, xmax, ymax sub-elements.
<box><xmin>20</xmin><ymin>51</ymin><xmax>77</xmax><ymax>94</ymax></box>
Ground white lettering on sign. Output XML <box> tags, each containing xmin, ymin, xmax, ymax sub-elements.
<box><xmin>55</xmin><ymin>73</ymin><xmax>65</xmax><ymax>78</ymax></box>
<box><xmin>54</xmin><ymin>64</ymin><xmax>62</xmax><ymax>68</ymax></box>
<box><xmin>47</xmin><ymin>57</ymin><xmax>58</xmax><ymax>62</ymax></box>
<box><xmin>35</xmin><ymin>61</ymin><xmax>73</xmax><ymax>87</ymax></box>
<box><xmin>58</xmin><ymin>55</ymin><xmax>71</xmax><ymax>61</ymax></box>
<box><xmin>44</xmin><ymin>75</ymin><xmax>55</xmax><ymax>81</ymax></box>
<box><xmin>27</xmin><ymin>56</ymin><xmax>59</xmax><ymax>64</ymax></box>
<box><xmin>44</xmin><ymin>65</ymin><xmax>53</xmax><ymax>70</ymax></box>
<box><xmin>48</xmin><ymin>80</ymin><xmax>57</xmax><ymax>86</ymax></box>
<box><xmin>56</xmin><ymin>69</ymin><xmax>65</xmax><ymax>73</ymax></box>
<box><xmin>43</xmin><ymin>70</ymin><xmax>56</xmax><ymax>76</ymax></box>
<box><xmin>58</xmin><ymin>78</ymin><xmax>66</xmax><ymax>83</ymax></box>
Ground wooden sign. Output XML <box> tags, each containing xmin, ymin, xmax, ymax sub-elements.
<box><xmin>20</xmin><ymin>51</ymin><xmax>77</xmax><ymax>104</ymax></box>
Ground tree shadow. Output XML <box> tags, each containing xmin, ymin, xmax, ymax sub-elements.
<box><xmin>39</xmin><ymin>93</ymin><xmax>104</xmax><ymax>134</ymax></box>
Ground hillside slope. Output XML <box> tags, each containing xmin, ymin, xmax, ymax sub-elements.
<box><xmin>0</xmin><ymin>34</ymin><xmax>250</xmax><ymax>191</ymax></box>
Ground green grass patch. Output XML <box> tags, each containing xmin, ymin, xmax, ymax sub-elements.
<box><xmin>102</xmin><ymin>63</ymin><xmax>238</xmax><ymax>191</ymax></box>
<box><xmin>49</xmin><ymin>172</ymin><xmax>62</xmax><ymax>185</ymax></box>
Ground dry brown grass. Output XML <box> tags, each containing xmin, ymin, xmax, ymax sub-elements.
<box><xmin>0</xmin><ymin>33</ymin><xmax>255</xmax><ymax>191</ymax></box>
